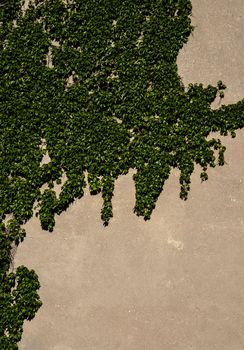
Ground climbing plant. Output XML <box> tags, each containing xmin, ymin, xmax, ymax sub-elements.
<box><xmin>0</xmin><ymin>220</ymin><xmax>42</xmax><ymax>349</ymax></box>
<box><xmin>1</xmin><ymin>0</ymin><xmax>244</xmax><ymax>347</ymax></box>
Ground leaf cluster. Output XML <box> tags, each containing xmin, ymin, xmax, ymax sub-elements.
<box><xmin>0</xmin><ymin>220</ymin><xmax>42</xmax><ymax>349</ymax></box>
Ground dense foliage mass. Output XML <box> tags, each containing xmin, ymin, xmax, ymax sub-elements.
<box><xmin>2</xmin><ymin>0</ymin><xmax>244</xmax><ymax>227</ymax></box>
<box><xmin>1</xmin><ymin>0</ymin><xmax>244</xmax><ymax>347</ymax></box>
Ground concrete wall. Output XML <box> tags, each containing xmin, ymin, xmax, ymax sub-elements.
<box><xmin>16</xmin><ymin>1</ymin><xmax>244</xmax><ymax>349</ymax></box>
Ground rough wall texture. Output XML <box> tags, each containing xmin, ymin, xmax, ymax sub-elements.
<box><xmin>16</xmin><ymin>1</ymin><xmax>244</xmax><ymax>349</ymax></box>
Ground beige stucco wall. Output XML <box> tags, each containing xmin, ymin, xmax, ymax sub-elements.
<box><xmin>16</xmin><ymin>1</ymin><xmax>244</xmax><ymax>349</ymax></box>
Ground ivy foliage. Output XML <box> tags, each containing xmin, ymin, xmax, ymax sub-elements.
<box><xmin>0</xmin><ymin>1</ymin><xmax>244</xmax><ymax>346</ymax></box>
<box><xmin>0</xmin><ymin>220</ymin><xmax>42</xmax><ymax>349</ymax></box>
<box><xmin>1</xmin><ymin>0</ymin><xmax>244</xmax><ymax>229</ymax></box>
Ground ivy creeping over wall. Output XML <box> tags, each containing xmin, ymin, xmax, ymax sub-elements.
<box><xmin>0</xmin><ymin>0</ymin><xmax>244</xmax><ymax>347</ymax></box>
<box><xmin>1</xmin><ymin>0</ymin><xmax>244</xmax><ymax>228</ymax></box>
